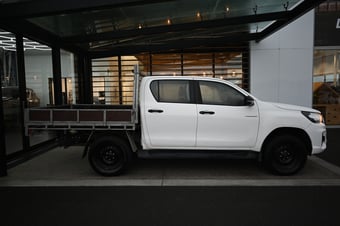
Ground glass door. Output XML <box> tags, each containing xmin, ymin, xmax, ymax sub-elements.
<box><xmin>0</xmin><ymin>30</ymin><xmax>23</xmax><ymax>155</ymax></box>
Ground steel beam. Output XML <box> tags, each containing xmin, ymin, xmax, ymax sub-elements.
<box><xmin>0</xmin><ymin>0</ymin><xmax>172</xmax><ymax>19</ymax></box>
<box><xmin>257</xmin><ymin>0</ymin><xmax>326</xmax><ymax>42</ymax></box>
<box><xmin>88</xmin><ymin>33</ymin><xmax>258</xmax><ymax>58</ymax></box>
<box><xmin>62</xmin><ymin>11</ymin><xmax>288</xmax><ymax>44</ymax></box>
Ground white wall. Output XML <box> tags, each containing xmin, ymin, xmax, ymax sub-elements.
<box><xmin>250</xmin><ymin>10</ymin><xmax>315</xmax><ymax>107</ymax></box>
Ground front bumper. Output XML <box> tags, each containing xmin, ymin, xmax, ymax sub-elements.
<box><xmin>306</xmin><ymin>123</ymin><xmax>327</xmax><ymax>154</ymax></box>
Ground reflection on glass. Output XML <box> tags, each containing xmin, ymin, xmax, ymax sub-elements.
<box><xmin>0</xmin><ymin>30</ymin><xmax>23</xmax><ymax>154</ymax></box>
<box><xmin>24</xmin><ymin>38</ymin><xmax>56</xmax><ymax>146</ymax></box>
<box><xmin>91</xmin><ymin>52</ymin><xmax>244</xmax><ymax>106</ymax></box>
<box><xmin>61</xmin><ymin>50</ymin><xmax>78</xmax><ymax>105</ymax></box>
<box><xmin>313</xmin><ymin>49</ymin><xmax>340</xmax><ymax>125</ymax></box>
<box><xmin>28</xmin><ymin>0</ymin><xmax>300</xmax><ymax>37</ymax></box>
<box><xmin>92</xmin><ymin>56</ymin><xmax>137</xmax><ymax>105</ymax></box>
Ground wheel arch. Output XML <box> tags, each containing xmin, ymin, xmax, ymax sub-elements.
<box><xmin>84</xmin><ymin>130</ymin><xmax>135</xmax><ymax>158</ymax></box>
<box><xmin>260</xmin><ymin>127</ymin><xmax>312</xmax><ymax>159</ymax></box>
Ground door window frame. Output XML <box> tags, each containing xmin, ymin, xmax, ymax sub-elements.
<box><xmin>195</xmin><ymin>80</ymin><xmax>248</xmax><ymax>106</ymax></box>
<box><xmin>149</xmin><ymin>79</ymin><xmax>249</xmax><ymax>106</ymax></box>
<box><xmin>149</xmin><ymin>79</ymin><xmax>196</xmax><ymax>104</ymax></box>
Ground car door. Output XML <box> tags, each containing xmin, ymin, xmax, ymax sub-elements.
<box><xmin>196</xmin><ymin>80</ymin><xmax>259</xmax><ymax>149</ymax></box>
<box><xmin>142</xmin><ymin>79</ymin><xmax>197</xmax><ymax>149</ymax></box>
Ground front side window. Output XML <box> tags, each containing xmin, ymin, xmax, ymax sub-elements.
<box><xmin>199</xmin><ymin>81</ymin><xmax>245</xmax><ymax>106</ymax></box>
<box><xmin>150</xmin><ymin>80</ymin><xmax>190</xmax><ymax>103</ymax></box>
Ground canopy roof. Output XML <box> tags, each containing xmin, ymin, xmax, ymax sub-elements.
<box><xmin>0</xmin><ymin>0</ymin><xmax>325</xmax><ymax>57</ymax></box>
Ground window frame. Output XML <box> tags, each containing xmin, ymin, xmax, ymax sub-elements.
<box><xmin>149</xmin><ymin>79</ymin><xmax>196</xmax><ymax>104</ymax></box>
<box><xmin>196</xmin><ymin>80</ymin><xmax>247</xmax><ymax>106</ymax></box>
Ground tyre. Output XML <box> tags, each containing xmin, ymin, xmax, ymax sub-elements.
<box><xmin>88</xmin><ymin>136</ymin><xmax>132</xmax><ymax>176</ymax></box>
<box><xmin>263</xmin><ymin>135</ymin><xmax>307</xmax><ymax>175</ymax></box>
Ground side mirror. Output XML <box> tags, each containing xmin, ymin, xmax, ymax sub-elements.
<box><xmin>245</xmin><ymin>96</ymin><xmax>255</xmax><ymax>106</ymax></box>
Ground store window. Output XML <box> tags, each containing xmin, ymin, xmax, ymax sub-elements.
<box><xmin>0</xmin><ymin>30</ymin><xmax>23</xmax><ymax>154</ymax></box>
<box><xmin>61</xmin><ymin>50</ymin><xmax>78</xmax><ymax>105</ymax></box>
<box><xmin>313</xmin><ymin>49</ymin><xmax>340</xmax><ymax>125</ymax></box>
<box><xmin>91</xmin><ymin>52</ymin><xmax>247</xmax><ymax>105</ymax></box>
<box><xmin>92</xmin><ymin>56</ymin><xmax>138</xmax><ymax>105</ymax></box>
<box><xmin>24</xmin><ymin>38</ymin><xmax>56</xmax><ymax>145</ymax></box>
<box><xmin>138</xmin><ymin>52</ymin><xmax>245</xmax><ymax>87</ymax></box>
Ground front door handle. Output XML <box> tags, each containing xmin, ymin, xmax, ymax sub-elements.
<box><xmin>148</xmin><ymin>109</ymin><xmax>164</xmax><ymax>113</ymax></box>
<box><xmin>199</xmin><ymin>111</ymin><xmax>215</xmax><ymax>115</ymax></box>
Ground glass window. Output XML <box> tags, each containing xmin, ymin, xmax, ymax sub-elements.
<box><xmin>199</xmin><ymin>81</ymin><xmax>245</xmax><ymax>106</ymax></box>
<box><xmin>313</xmin><ymin>49</ymin><xmax>340</xmax><ymax>125</ymax></box>
<box><xmin>92</xmin><ymin>57</ymin><xmax>119</xmax><ymax>105</ymax></box>
<box><xmin>151</xmin><ymin>54</ymin><xmax>181</xmax><ymax>76</ymax></box>
<box><xmin>92</xmin><ymin>56</ymin><xmax>138</xmax><ymax>105</ymax></box>
<box><xmin>136</xmin><ymin>52</ymin><xmax>246</xmax><ymax>88</ymax></box>
<box><xmin>61</xmin><ymin>50</ymin><xmax>78</xmax><ymax>104</ymax></box>
<box><xmin>24</xmin><ymin>38</ymin><xmax>56</xmax><ymax>146</ymax></box>
<box><xmin>0</xmin><ymin>30</ymin><xmax>23</xmax><ymax>154</ymax></box>
<box><xmin>150</xmin><ymin>80</ymin><xmax>190</xmax><ymax>103</ymax></box>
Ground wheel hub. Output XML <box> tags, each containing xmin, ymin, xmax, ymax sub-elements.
<box><xmin>102</xmin><ymin>146</ymin><xmax>118</xmax><ymax>164</ymax></box>
<box><xmin>277</xmin><ymin>146</ymin><xmax>294</xmax><ymax>164</ymax></box>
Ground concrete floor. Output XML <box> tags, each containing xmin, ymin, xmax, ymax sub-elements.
<box><xmin>1</xmin><ymin>146</ymin><xmax>340</xmax><ymax>187</ymax></box>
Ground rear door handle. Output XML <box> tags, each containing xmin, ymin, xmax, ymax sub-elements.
<box><xmin>199</xmin><ymin>111</ymin><xmax>215</xmax><ymax>115</ymax></box>
<box><xmin>148</xmin><ymin>109</ymin><xmax>164</xmax><ymax>113</ymax></box>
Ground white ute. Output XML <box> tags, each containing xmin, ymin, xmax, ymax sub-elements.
<box><xmin>25</xmin><ymin>69</ymin><xmax>327</xmax><ymax>176</ymax></box>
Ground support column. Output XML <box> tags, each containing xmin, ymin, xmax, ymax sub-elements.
<box><xmin>16</xmin><ymin>34</ymin><xmax>29</xmax><ymax>150</ymax></box>
<box><xmin>181</xmin><ymin>53</ymin><xmax>184</xmax><ymax>76</ymax></box>
<box><xmin>0</xmin><ymin>78</ymin><xmax>7</xmax><ymax>176</ymax></box>
<box><xmin>242</xmin><ymin>49</ymin><xmax>250</xmax><ymax>92</ymax></box>
<box><xmin>76</xmin><ymin>53</ymin><xmax>85</xmax><ymax>103</ymax></box>
<box><xmin>212</xmin><ymin>53</ymin><xmax>216</xmax><ymax>78</ymax></box>
<box><xmin>118</xmin><ymin>55</ymin><xmax>123</xmax><ymax>105</ymax></box>
<box><xmin>52</xmin><ymin>47</ymin><xmax>62</xmax><ymax>105</ymax></box>
<box><xmin>83</xmin><ymin>55</ymin><xmax>93</xmax><ymax>104</ymax></box>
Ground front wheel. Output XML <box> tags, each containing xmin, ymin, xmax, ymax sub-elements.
<box><xmin>88</xmin><ymin>136</ymin><xmax>131</xmax><ymax>176</ymax></box>
<box><xmin>263</xmin><ymin>135</ymin><xmax>307</xmax><ymax>175</ymax></box>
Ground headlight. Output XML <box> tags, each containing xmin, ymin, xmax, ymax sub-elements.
<box><xmin>301</xmin><ymin>111</ymin><xmax>324</xmax><ymax>124</ymax></box>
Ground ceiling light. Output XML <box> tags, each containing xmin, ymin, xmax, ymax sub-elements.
<box><xmin>0</xmin><ymin>32</ymin><xmax>50</xmax><ymax>51</ymax></box>
<box><xmin>196</xmin><ymin>12</ymin><xmax>201</xmax><ymax>19</ymax></box>
<box><xmin>167</xmin><ymin>18</ymin><xmax>172</xmax><ymax>25</ymax></box>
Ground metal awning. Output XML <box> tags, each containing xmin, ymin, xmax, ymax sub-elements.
<box><xmin>0</xmin><ymin>0</ymin><xmax>325</xmax><ymax>56</ymax></box>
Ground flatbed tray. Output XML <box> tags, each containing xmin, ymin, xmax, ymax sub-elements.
<box><xmin>25</xmin><ymin>104</ymin><xmax>136</xmax><ymax>133</ymax></box>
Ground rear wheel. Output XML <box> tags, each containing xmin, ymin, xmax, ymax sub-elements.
<box><xmin>263</xmin><ymin>135</ymin><xmax>307</xmax><ymax>175</ymax></box>
<box><xmin>89</xmin><ymin>136</ymin><xmax>131</xmax><ymax>176</ymax></box>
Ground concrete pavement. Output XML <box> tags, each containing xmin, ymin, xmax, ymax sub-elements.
<box><xmin>1</xmin><ymin>129</ymin><xmax>340</xmax><ymax>226</ymax></box>
<box><xmin>1</xmin><ymin>145</ymin><xmax>340</xmax><ymax>187</ymax></box>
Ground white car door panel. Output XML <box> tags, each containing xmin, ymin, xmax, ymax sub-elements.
<box><xmin>196</xmin><ymin>104</ymin><xmax>259</xmax><ymax>148</ymax></box>
<box><xmin>196</xmin><ymin>80</ymin><xmax>259</xmax><ymax>149</ymax></box>
<box><xmin>145</xmin><ymin>103</ymin><xmax>197</xmax><ymax>148</ymax></box>
<box><xmin>143</xmin><ymin>79</ymin><xmax>197</xmax><ymax>148</ymax></box>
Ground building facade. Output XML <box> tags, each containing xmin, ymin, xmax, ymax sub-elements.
<box><xmin>0</xmin><ymin>0</ymin><xmax>336</xmax><ymax>176</ymax></box>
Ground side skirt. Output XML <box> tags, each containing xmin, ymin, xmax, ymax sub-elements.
<box><xmin>137</xmin><ymin>149</ymin><xmax>259</xmax><ymax>160</ymax></box>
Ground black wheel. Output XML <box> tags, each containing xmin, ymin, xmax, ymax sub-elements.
<box><xmin>263</xmin><ymin>135</ymin><xmax>307</xmax><ymax>175</ymax></box>
<box><xmin>88</xmin><ymin>136</ymin><xmax>131</xmax><ymax>176</ymax></box>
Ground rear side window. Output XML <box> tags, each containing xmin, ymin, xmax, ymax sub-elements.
<box><xmin>199</xmin><ymin>81</ymin><xmax>246</xmax><ymax>106</ymax></box>
<box><xmin>150</xmin><ymin>80</ymin><xmax>191</xmax><ymax>103</ymax></box>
